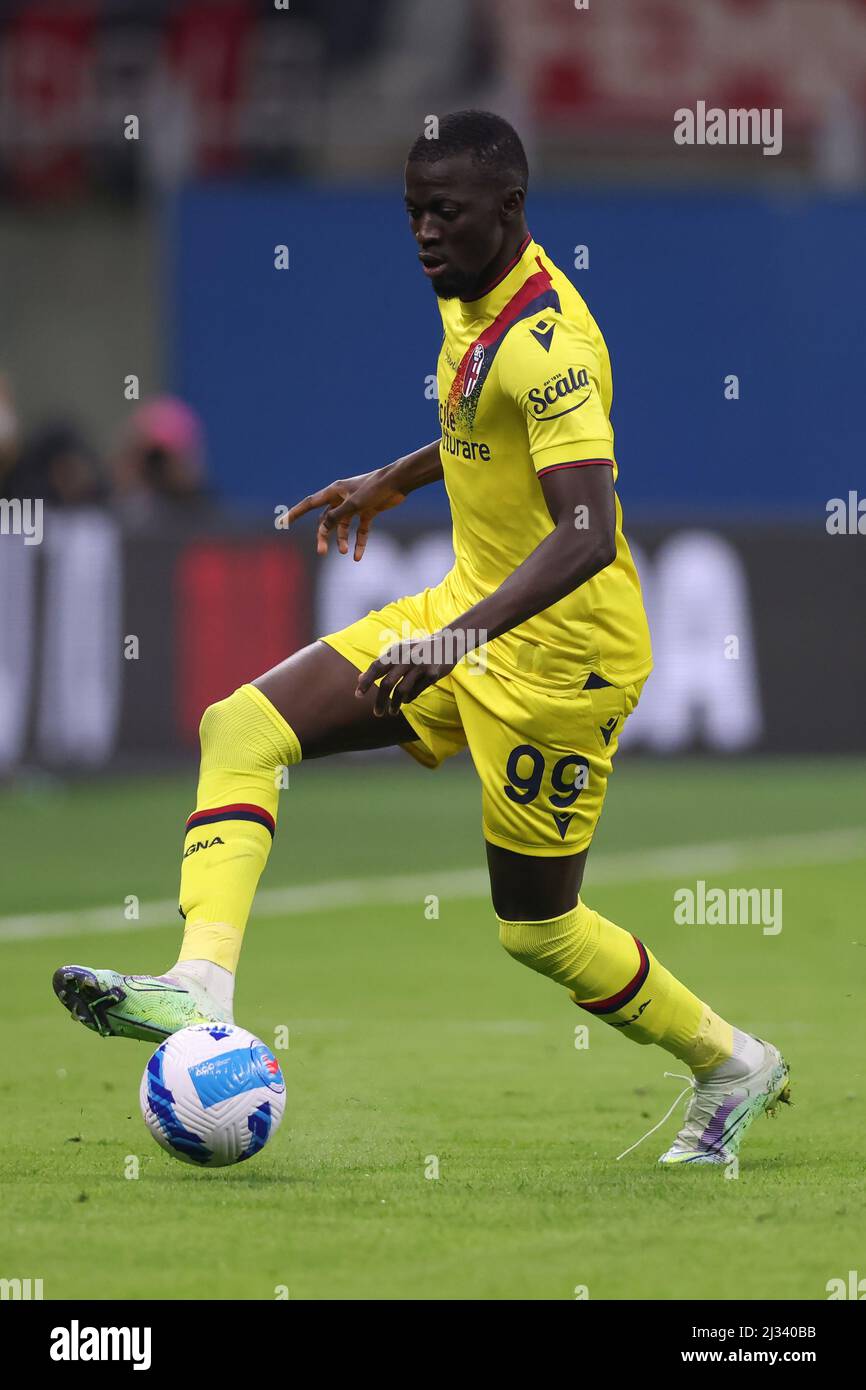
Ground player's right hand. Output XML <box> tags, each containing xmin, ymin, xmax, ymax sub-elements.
<box><xmin>282</xmin><ymin>469</ymin><xmax>406</xmax><ymax>561</ymax></box>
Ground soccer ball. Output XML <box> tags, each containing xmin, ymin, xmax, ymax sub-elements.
<box><xmin>140</xmin><ymin>1023</ymin><xmax>286</xmax><ymax>1167</ymax></box>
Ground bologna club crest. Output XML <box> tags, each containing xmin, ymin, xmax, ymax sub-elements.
<box><xmin>463</xmin><ymin>342</ymin><xmax>485</xmax><ymax>397</ymax></box>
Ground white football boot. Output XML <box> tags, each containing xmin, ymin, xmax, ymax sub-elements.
<box><xmin>657</xmin><ymin>1038</ymin><xmax>791</xmax><ymax>1166</ymax></box>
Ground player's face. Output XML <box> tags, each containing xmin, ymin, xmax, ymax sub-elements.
<box><xmin>404</xmin><ymin>154</ymin><xmax>522</xmax><ymax>300</ymax></box>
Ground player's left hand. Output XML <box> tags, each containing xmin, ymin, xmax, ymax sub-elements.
<box><xmin>355</xmin><ymin>635</ymin><xmax>457</xmax><ymax>716</ymax></box>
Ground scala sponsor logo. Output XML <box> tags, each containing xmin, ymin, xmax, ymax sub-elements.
<box><xmin>463</xmin><ymin>342</ymin><xmax>485</xmax><ymax>396</ymax></box>
<box><xmin>50</xmin><ymin>1321</ymin><xmax>152</xmax><ymax>1370</ymax></box>
<box><xmin>183</xmin><ymin>836</ymin><xmax>225</xmax><ymax>858</ymax></box>
<box><xmin>528</xmin><ymin>366</ymin><xmax>591</xmax><ymax>419</ymax></box>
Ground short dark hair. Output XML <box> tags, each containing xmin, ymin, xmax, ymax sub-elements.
<box><xmin>407</xmin><ymin>110</ymin><xmax>529</xmax><ymax>191</ymax></box>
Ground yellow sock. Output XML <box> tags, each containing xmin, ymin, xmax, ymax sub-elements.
<box><xmin>498</xmin><ymin>900</ymin><xmax>733</xmax><ymax>1072</ymax></box>
<box><xmin>178</xmin><ymin>684</ymin><xmax>301</xmax><ymax>974</ymax></box>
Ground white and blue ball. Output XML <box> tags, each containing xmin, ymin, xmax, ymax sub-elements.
<box><xmin>140</xmin><ymin>1023</ymin><xmax>286</xmax><ymax>1167</ymax></box>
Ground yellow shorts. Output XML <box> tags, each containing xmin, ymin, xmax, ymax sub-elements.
<box><xmin>321</xmin><ymin>585</ymin><xmax>645</xmax><ymax>857</ymax></box>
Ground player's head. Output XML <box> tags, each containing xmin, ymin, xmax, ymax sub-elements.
<box><xmin>405</xmin><ymin>110</ymin><xmax>529</xmax><ymax>300</ymax></box>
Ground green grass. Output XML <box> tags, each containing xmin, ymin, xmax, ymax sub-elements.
<box><xmin>1</xmin><ymin>757</ymin><xmax>864</xmax><ymax>1300</ymax></box>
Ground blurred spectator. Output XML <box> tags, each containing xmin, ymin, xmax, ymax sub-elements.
<box><xmin>292</xmin><ymin>0</ymin><xmax>391</xmax><ymax>70</ymax></box>
<box><xmin>111</xmin><ymin>394</ymin><xmax>216</xmax><ymax>527</ymax></box>
<box><xmin>4</xmin><ymin>418</ymin><xmax>107</xmax><ymax>507</ymax></box>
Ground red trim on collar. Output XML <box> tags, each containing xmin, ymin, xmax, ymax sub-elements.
<box><xmin>462</xmin><ymin>233</ymin><xmax>533</xmax><ymax>303</ymax></box>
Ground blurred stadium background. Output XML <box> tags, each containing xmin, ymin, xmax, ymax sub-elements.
<box><xmin>0</xmin><ymin>0</ymin><xmax>865</xmax><ymax>1303</ymax></box>
<box><xmin>0</xmin><ymin>0</ymin><xmax>864</xmax><ymax>775</ymax></box>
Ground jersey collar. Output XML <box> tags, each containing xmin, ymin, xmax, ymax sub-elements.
<box><xmin>454</xmin><ymin>233</ymin><xmax>535</xmax><ymax>325</ymax></box>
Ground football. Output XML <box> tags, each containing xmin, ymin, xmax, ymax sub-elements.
<box><xmin>140</xmin><ymin>1023</ymin><xmax>286</xmax><ymax>1167</ymax></box>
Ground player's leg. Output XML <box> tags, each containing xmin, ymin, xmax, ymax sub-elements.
<box><xmin>170</xmin><ymin>640</ymin><xmax>416</xmax><ymax>1002</ymax></box>
<box><xmin>489</xmin><ymin>840</ymin><xmax>790</xmax><ymax>1165</ymax></box>
<box><xmin>53</xmin><ymin>639</ymin><xmax>417</xmax><ymax>1042</ymax></box>
<box><xmin>253</xmin><ymin>640</ymin><xmax>416</xmax><ymax>758</ymax></box>
<box><xmin>467</xmin><ymin>673</ymin><xmax>790</xmax><ymax>1165</ymax></box>
<box><xmin>489</xmin><ymin>837</ymin><xmax>740</xmax><ymax>1074</ymax></box>
<box><xmin>485</xmin><ymin>841</ymin><xmax>589</xmax><ymax>920</ymax></box>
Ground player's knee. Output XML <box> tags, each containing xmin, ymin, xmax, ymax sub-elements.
<box><xmin>198</xmin><ymin>696</ymin><xmax>229</xmax><ymax>743</ymax></box>
<box><xmin>198</xmin><ymin>686</ymin><xmax>297</xmax><ymax>776</ymax></box>
<box><xmin>498</xmin><ymin>917</ymin><xmax>541</xmax><ymax>970</ymax></box>
<box><xmin>197</xmin><ymin>693</ymin><xmax>239</xmax><ymax>767</ymax></box>
<box><xmin>497</xmin><ymin>906</ymin><xmax>594</xmax><ymax>982</ymax></box>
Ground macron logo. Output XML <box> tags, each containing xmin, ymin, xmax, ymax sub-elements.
<box><xmin>50</xmin><ymin>1321</ymin><xmax>152</xmax><ymax>1371</ymax></box>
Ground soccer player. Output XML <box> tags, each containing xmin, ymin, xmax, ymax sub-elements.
<box><xmin>54</xmin><ymin>112</ymin><xmax>789</xmax><ymax>1165</ymax></box>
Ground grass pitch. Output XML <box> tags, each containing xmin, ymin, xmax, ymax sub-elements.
<box><xmin>1</xmin><ymin>756</ymin><xmax>864</xmax><ymax>1300</ymax></box>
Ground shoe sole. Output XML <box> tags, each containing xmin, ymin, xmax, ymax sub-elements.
<box><xmin>53</xmin><ymin>965</ymin><xmax>123</xmax><ymax>1037</ymax></box>
<box><xmin>52</xmin><ymin>965</ymin><xmax>164</xmax><ymax>1043</ymax></box>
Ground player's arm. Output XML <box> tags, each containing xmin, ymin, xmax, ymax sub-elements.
<box><xmin>453</xmin><ymin>324</ymin><xmax>617</xmax><ymax>643</ymax></box>
<box><xmin>445</xmin><ymin>462</ymin><xmax>615</xmax><ymax>642</ymax></box>
<box><xmin>390</xmin><ymin>438</ymin><xmax>445</xmax><ymax>494</ymax></box>
<box><xmin>284</xmin><ymin>439</ymin><xmax>443</xmax><ymax>560</ymax></box>
<box><xmin>357</xmin><ymin>463</ymin><xmax>616</xmax><ymax>714</ymax></box>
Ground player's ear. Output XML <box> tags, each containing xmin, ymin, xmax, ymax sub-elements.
<box><xmin>501</xmin><ymin>186</ymin><xmax>525</xmax><ymax>222</ymax></box>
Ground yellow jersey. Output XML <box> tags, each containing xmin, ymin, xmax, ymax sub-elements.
<box><xmin>433</xmin><ymin>234</ymin><xmax>652</xmax><ymax>691</ymax></box>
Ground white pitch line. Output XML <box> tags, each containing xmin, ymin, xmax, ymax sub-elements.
<box><xmin>0</xmin><ymin>825</ymin><xmax>862</xmax><ymax>945</ymax></box>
